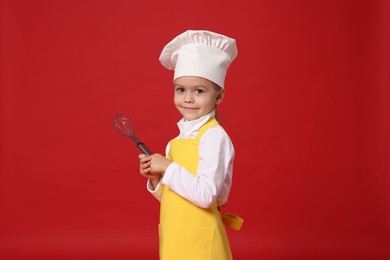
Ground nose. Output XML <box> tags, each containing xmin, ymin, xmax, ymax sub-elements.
<box><xmin>184</xmin><ymin>92</ymin><xmax>194</xmax><ymax>103</ymax></box>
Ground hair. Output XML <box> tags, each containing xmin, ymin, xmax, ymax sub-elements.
<box><xmin>211</xmin><ymin>81</ymin><xmax>223</xmax><ymax>123</ymax></box>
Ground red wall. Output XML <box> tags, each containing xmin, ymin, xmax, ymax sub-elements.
<box><xmin>1</xmin><ymin>0</ymin><xmax>389</xmax><ymax>259</ymax></box>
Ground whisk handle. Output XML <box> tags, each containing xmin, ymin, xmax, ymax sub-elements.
<box><xmin>137</xmin><ymin>143</ymin><xmax>152</xmax><ymax>156</ymax></box>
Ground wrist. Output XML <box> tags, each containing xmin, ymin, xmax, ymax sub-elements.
<box><xmin>149</xmin><ymin>174</ymin><xmax>162</xmax><ymax>190</ymax></box>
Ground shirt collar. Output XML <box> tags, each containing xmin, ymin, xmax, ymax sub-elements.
<box><xmin>177</xmin><ymin>110</ymin><xmax>216</xmax><ymax>139</ymax></box>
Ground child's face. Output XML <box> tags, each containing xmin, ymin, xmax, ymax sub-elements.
<box><xmin>173</xmin><ymin>76</ymin><xmax>224</xmax><ymax>121</ymax></box>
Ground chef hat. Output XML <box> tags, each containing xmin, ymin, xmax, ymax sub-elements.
<box><xmin>159</xmin><ymin>30</ymin><xmax>238</xmax><ymax>89</ymax></box>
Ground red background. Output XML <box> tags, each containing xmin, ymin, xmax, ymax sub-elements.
<box><xmin>1</xmin><ymin>0</ymin><xmax>389</xmax><ymax>259</ymax></box>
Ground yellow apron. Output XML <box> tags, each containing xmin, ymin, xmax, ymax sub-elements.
<box><xmin>159</xmin><ymin>118</ymin><xmax>233</xmax><ymax>260</ymax></box>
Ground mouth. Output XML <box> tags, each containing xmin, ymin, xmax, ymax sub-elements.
<box><xmin>181</xmin><ymin>107</ymin><xmax>198</xmax><ymax>111</ymax></box>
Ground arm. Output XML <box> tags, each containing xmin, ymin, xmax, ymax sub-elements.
<box><xmin>139</xmin><ymin>143</ymin><xmax>172</xmax><ymax>201</ymax></box>
<box><xmin>161</xmin><ymin>127</ymin><xmax>234</xmax><ymax>208</ymax></box>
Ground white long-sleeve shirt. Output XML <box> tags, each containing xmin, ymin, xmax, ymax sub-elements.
<box><xmin>147</xmin><ymin>111</ymin><xmax>234</xmax><ymax>208</ymax></box>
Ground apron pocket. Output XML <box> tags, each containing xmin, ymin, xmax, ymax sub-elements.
<box><xmin>159</xmin><ymin>224</ymin><xmax>216</xmax><ymax>260</ymax></box>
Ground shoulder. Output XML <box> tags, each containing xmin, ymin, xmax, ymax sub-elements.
<box><xmin>200</xmin><ymin>124</ymin><xmax>233</xmax><ymax>145</ymax></box>
<box><xmin>204</xmin><ymin>124</ymin><xmax>228</xmax><ymax>136</ymax></box>
<box><xmin>199</xmin><ymin>124</ymin><xmax>235</xmax><ymax>157</ymax></box>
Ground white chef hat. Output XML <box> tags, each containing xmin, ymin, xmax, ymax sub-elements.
<box><xmin>159</xmin><ymin>30</ymin><xmax>238</xmax><ymax>89</ymax></box>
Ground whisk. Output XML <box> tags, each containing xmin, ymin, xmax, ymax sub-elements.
<box><xmin>112</xmin><ymin>113</ymin><xmax>152</xmax><ymax>155</ymax></box>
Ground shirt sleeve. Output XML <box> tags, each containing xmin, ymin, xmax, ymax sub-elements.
<box><xmin>146</xmin><ymin>179</ymin><xmax>163</xmax><ymax>201</ymax></box>
<box><xmin>145</xmin><ymin>142</ymin><xmax>172</xmax><ymax>201</ymax></box>
<box><xmin>161</xmin><ymin>126</ymin><xmax>234</xmax><ymax>208</ymax></box>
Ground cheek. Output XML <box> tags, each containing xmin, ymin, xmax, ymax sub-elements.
<box><xmin>198</xmin><ymin>99</ymin><xmax>213</xmax><ymax>110</ymax></box>
<box><xmin>207</xmin><ymin>96</ymin><xmax>218</xmax><ymax>106</ymax></box>
<box><xmin>173</xmin><ymin>95</ymin><xmax>180</xmax><ymax>105</ymax></box>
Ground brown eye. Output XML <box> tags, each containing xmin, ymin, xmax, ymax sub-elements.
<box><xmin>176</xmin><ymin>87</ymin><xmax>185</xmax><ymax>93</ymax></box>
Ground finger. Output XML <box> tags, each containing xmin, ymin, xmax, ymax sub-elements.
<box><xmin>140</xmin><ymin>153</ymin><xmax>151</xmax><ymax>158</ymax></box>
<box><xmin>140</xmin><ymin>156</ymin><xmax>151</xmax><ymax>164</ymax></box>
<box><xmin>140</xmin><ymin>168</ymin><xmax>149</xmax><ymax>175</ymax></box>
<box><xmin>140</xmin><ymin>161</ymin><xmax>151</xmax><ymax>169</ymax></box>
<box><xmin>140</xmin><ymin>161</ymin><xmax>151</xmax><ymax>171</ymax></box>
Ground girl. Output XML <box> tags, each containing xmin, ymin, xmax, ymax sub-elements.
<box><xmin>139</xmin><ymin>30</ymin><xmax>242</xmax><ymax>260</ymax></box>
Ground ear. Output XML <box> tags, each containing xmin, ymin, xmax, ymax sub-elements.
<box><xmin>216</xmin><ymin>89</ymin><xmax>224</xmax><ymax>105</ymax></box>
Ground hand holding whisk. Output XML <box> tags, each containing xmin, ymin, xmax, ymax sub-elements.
<box><xmin>112</xmin><ymin>113</ymin><xmax>152</xmax><ymax>156</ymax></box>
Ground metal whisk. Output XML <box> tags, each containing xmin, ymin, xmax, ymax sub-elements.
<box><xmin>112</xmin><ymin>113</ymin><xmax>152</xmax><ymax>155</ymax></box>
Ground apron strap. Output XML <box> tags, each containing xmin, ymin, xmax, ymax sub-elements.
<box><xmin>199</xmin><ymin>118</ymin><xmax>245</xmax><ymax>231</ymax></box>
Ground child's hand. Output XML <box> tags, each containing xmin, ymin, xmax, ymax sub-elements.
<box><xmin>139</xmin><ymin>153</ymin><xmax>172</xmax><ymax>179</ymax></box>
<box><xmin>139</xmin><ymin>154</ymin><xmax>160</xmax><ymax>181</ymax></box>
<box><xmin>148</xmin><ymin>153</ymin><xmax>172</xmax><ymax>174</ymax></box>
